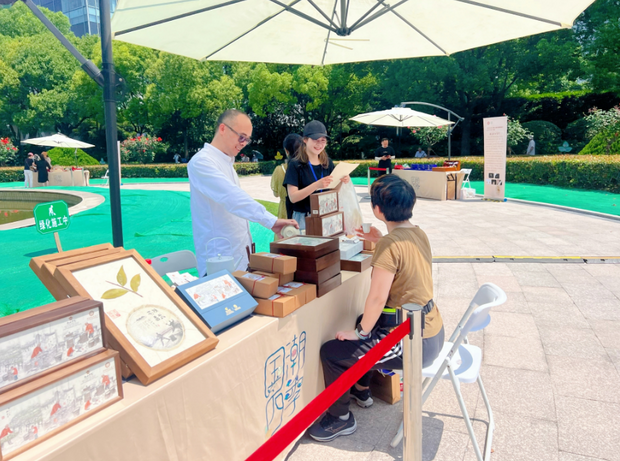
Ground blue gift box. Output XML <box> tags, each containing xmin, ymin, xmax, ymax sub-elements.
<box><xmin>175</xmin><ymin>269</ymin><xmax>257</xmax><ymax>334</ymax></box>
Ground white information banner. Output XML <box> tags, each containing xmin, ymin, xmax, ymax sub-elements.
<box><xmin>483</xmin><ymin>116</ymin><xmax>507</xmax><ymax>200</ymax></box>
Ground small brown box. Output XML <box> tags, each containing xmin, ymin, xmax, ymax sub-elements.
<box><xmin>369</xmin><ymin>370</ymin><xmax>401</xmax><ymax>405</ymax></box>
<box><xmin>249</xmin><ymin>252</ymin><xmax>297</xmax><ymax>275</ymax></box>
<box><xmin>363</xmin><ymin>240</ymin><xmax>376</xmax><ymax>251</ymax></box>
<box><xmin>305</xmin><ymin>211</ymin><xmax>344</xmax><ymax>237</ymax></box>
<box><xmin>233</xmin><ymin>271</ymin><xmax>279</xmax><ymax>299</ymax></box>
<box><xmin>251</xmin><ymin>270</ymin><xmax>295</xmax><ymax>285</ymax></box>
<box><xmin>295</xmin><ymin>260</ymin><xmax>340</xmax><ymax>285</ymax></box>
<box><xmin>254</xmin><ymin>293</ymin><xmax>299</xmax><ymax>317</ymax></box>
<box><xmin>296</xmin><ymin>250</ymin><xmax>340</xmax><ymax>272</ymax></box>
<box><xmin>271</xmin><ymin>236</ymin><xmax>339</xmax><ymax>259</ymax></box>
<box><xmin>276</xmin><ymin>282</ymin><xmax>317</xmax><ymax>308</ymax></box>
<box><xmin>341</xmin><ymin>253</ymin><xmax>373</xmax><ymax>272</ymax></box>
<box><xmin>317</xmin><ymin>273</ymin><xmax>342</xmax><ymax>297</ymax></box>
<box><xmin>309</xmin><ymin>190</ymin><xmax>339</xmax><ymax>217</ymax></box>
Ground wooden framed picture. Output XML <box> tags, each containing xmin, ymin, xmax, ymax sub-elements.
<box><xmin>309</xmin><ymin>190</ymin><xmax>339</xmax><ymax>217</ymax></box>
<box><xmin>305</xmin><ymin>212</ymin><xmax>344</xmax><ymax>237</ymax></box>
<box><xmin>52</xmin><ymin>249</ymin><xmax>219</xmax><ymax>385</ymax></box>
<box><xmin>0</xmin><ymin>297</ymin><xmax>106</xmax><ymax>394</ymax></box>
<box><xmin>270</xmin><ymin>236</ymin><xmax>339</xmax><ymax>259</ymax></box>
<box><xmin>0</xmin><ymin>350</ymin><xmax>122</xmax><ymax>460</ymax></box>
<box><xmin>29</xmin><ymin>244</ymin><xmax>117</xmax><ymax>301</ymax></box>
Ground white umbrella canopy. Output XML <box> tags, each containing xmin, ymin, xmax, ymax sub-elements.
<box><xmin>111</xmin><ymin>0</ymin><xmax>595</xmax><ymax>65</ymax></box>
<box><xmin>350</xmin><ymin>107</ymin><xmax>454</xmax><ymax>128</ymax></box>
<box><xmin>21</xmin><ymin>133</ymin><xmax>95</xmax><ymax>149</ymax></box>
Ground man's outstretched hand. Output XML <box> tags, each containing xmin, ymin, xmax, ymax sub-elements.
<box><xmin>272</xmin><ymin>219</ymin><xmax>299</xmax><ymax>237</ymax></box>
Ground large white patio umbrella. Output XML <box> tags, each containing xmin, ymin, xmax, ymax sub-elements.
<box><xmin>350</xmin><ymin>107</ymin><xmax>453</xmax><ymax>128</ymax></box>
<box><xmin>111</xmin><ymin>0</ymin><xmax>595</xmax><ymax>66</ymax></box>
<box><xmin>22</xmin><ymin>133</ymin><xmax>95</xmax><ymax>167</ymax></box>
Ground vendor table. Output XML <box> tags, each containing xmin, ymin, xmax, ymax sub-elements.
<box><xmin>36</xmin><ymin>168</ymin><xmax>90</xmax><ymax>187</ymax></box>
<box><xmin>393</xmin><ymin>169</ymin><xmax>465</xmax><ymax>201</ymax></box>
<box><xmin>13</xmin><ymin>270</ymin><xmax>371</xmax><ymax>461</ymax></box>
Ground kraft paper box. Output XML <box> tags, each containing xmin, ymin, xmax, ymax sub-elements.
<box><xmin>370</xmin><ymin>370</ymin><xmax>401</xmax><ymax>405</ymax></box>
<box><xmin>233</xmin><ymin>271</ymin><xmax>278</xmax><ymax>299</ymax></box>
<box><xmin>276</xmin><ymin>282</ymin><xmax>317</xmax><ymax>308</ymax></box>
<box><xmin>249</xmin><ymin>252</ymin><xmax>297</xmax><ymax>275</ymax></box>
<box><xmin>251</xmin><ymin>270</ymin><xmax>294</xmax><ymax>285</ymax></box>
<box><xmin>363</xmin><ymin>240</ymin><xmax>376</xmax><ymax>251</ymax></box>
<box><xmin>254</xmin><ymin>293</ymin><xmax>298</xmax><ymax>318</ymax></box>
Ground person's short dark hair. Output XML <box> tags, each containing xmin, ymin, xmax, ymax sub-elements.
<box><xmin>381</xmin><ymin>138</ymin><xmax>389</xmax><ymax>142</ymax></box>
<box><xmin>370</xmin><ymin>174</ymin><xmax>416</xmax><ymax>222</ymax></box>
<box><xmin>283</xmin><ymin>133</ymin><xmax>303</xmax><ymax>157</ymax></box>
<box><xmin>215</xmin><ymin>109</ymin><xmax>248</xmax><ymax>131</ymax></box>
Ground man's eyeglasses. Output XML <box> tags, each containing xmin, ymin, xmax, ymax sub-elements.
<box><xmin>223</xmin><ymin>123</ymin><xmax>252</xmax><ymax>145</ymax></box>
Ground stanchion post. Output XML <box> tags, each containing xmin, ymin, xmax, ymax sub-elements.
<box><xmin>402</xmin><ymin>303</ymin><xmax>423</xmax><ymax>461</ymax></box>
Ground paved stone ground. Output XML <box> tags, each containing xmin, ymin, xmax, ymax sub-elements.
<box><xmin>126</xmin><ymin>176</ymin><xmax>620</xmax><ymax>461</ymax></box>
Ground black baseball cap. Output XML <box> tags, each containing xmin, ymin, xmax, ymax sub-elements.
<box><xmin>303</xmin><ymin>120</ymin><xmax>329</xmax><ymax>140</ymax></box>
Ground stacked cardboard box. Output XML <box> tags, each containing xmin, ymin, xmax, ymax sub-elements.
<box><xmin>271</xmin><ymin>236</ymin><xmax>341</xmax><ymax>297</ymax></box>
<box><xmin>248</xmin><ymin>252</ymin><xmax>318</xmax><ymax>317</ymax></box>
<box><xmin>305</xmin><ymin>190</ymin><xmax>345</xmax><ymax>238</ymax></box>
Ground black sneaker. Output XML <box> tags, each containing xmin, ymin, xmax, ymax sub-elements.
<box><xmin>308</xmin><ymin>412</ymin><xmax>357</xmax><ymax>442</ymax></box>
<box><xmin>350</xmin><ymin>386</ymin><xmax>374</xmax><ymax>408</ymax></box>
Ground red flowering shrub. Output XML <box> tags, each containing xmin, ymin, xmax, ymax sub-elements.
<box><xmin>0</xmin><ymin>137</ymin><xmax>18</xmax><ymax>166</ymax></box>
<box><xmin>120</xmin><ymin>135</ymin><xmax>167</xmax><ymax>164</ymax></box>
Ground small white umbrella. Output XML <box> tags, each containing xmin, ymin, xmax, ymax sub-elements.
<box><xmin>351</xmin><ymin>107</ymin><xmax>454</xmax><ymax>154</ymax></box>
<box><xmin>22</xmin><ymin>133</ymin><xmax>95</xmax><ymax>167</ymax></box>
<box><xmin>350</xmin><ymin>107</ymin><xmax>453</xmax><ymax>127</ymax></box>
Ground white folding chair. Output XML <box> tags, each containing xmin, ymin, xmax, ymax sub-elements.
<box><xmin>102</xmin><ymin>169</ymin><xmax>109</xmax><ymax>187</ymax></box>
<box><xmin>459</xmin><ymin>168</ymin><xmax>472</xmax><ymax>189</ymax></box>
<box><xmin>150</xmin><ymin>250</ymin><xmax>198</xmax><ymax>276</ymax></box>
<box><xmin>391</xmin><ymin>283</ymin><xmax>507</xmax><ymax>461</ymax></box>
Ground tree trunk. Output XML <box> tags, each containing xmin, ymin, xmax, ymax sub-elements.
<box><xmin>183</xmin><ymin>128</ymin><xmax>189</xmax><ymax>159</ymax></box>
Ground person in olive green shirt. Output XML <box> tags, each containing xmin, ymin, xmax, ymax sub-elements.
<box><xmin>308</xmin><ymin>174</ymin><xmax>444</xmax><ymax>442</ymax></box>
<box><xmin>270</xmin><ymin>134</ymin><xmax>302</xmax><ymax>220</ymax></box>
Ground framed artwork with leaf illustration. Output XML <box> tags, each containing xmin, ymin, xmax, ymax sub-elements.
<box><xmin>53</xmin><ymin>249</ymin><xmax>219</xmax><ymax>385</ymax></box>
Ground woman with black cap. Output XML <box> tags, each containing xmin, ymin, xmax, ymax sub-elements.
<box><xmin>283</xmin><ymin>121</ymin><xmax>349</xmax><ymax>231</ymax></box>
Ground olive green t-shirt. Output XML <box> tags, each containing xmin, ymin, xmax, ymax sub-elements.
<box><xmin>371</xmin><ymin>227</ymin><xmax>443</xmax><ymax>338</ymax></box>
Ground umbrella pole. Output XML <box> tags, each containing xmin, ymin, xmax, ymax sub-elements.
<box><xmin>100</xmin><ymin>0</ymin><xmax>124</xmax><ymax>247</ymax></box>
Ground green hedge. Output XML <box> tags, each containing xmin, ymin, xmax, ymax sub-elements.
<box><xmin>47</xmin><ymin>147</ymin><xmax>99</xmax><ymax>166</ymax></box>
<box><xmin>2</xmin><ymin>156</ymin><xmax>620</xmax><ymax>193</ymax></box>
<box><xmin>579</xmin><ymin>128</ymin><xmax>620</xmax><ymax>156</ymax></box>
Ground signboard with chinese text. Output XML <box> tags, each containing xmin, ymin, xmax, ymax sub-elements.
<box><xmin>33</xmin><ymin>201</ymin><xmax>70</xmax><ymax>235</ymax></box>
<box><xmin>483</xmin><ymin>116</ymin><xmax>507</xmax><ymax>201</ymax></box>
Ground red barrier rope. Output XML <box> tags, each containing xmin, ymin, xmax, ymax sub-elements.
<box><xmin>368</xmin><ymin>167</ymin><xmax>388</xmax><ymax>171</ymax></box>
<box><xmin>246</xmin><ymin>320</ymin><xmax>411</xmax><ymax>461</ymax></box>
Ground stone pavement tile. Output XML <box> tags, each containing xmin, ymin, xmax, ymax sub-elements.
<box><xmin>548</xmin><ymin>355</ymin><xmax>620</xmax><ymax>404</ymax></box>
<box><xmin>492</xmin><ymin>292</ymin><xmax>530</xmax><ymax>314</ymax></box>
<box><xmin>594</xmin><ymin>276</ymin><xmax>620</xmax><ymax>293</ymax></box>
<box><xmin>477</xmin><ymin>365</ymin><xmax>556</xmax><ymax>421</ymax></box>
<box><xmin>588</xmin><ymin>320</ymin><xmax>620</xmax><ymax>349</ymax></box>
<box><xmin>556</xmin><ymin>396</ymin><xmax>620</xmax><ymax>461</ymax></box>
<box><xmin>512</xmin><ymin>270</ymin><xmax>562</xmax><ymax>288</ymax></box>
<box><xmin>423</xmin><ymin>379</ymin><xmax>480</xmax><ymax>435</ymax></box>
<box><xmin>522</xmin><ymin>286</ymin><xmax>574</xmax><ymax>305</ymax></box>
<box><xmin>434</xmin><ymin>296</ymin><xmax>472</xmax><ymax>332</ymax></box>
<box><xmin>563</xmin><ymin>283</ymin><xmax>618</xmax><ymax>301</ymax></box>
<box><xmin>529</xmin><ymin>302</ymin><xmax>590</xmax><ymax>329</ymax></box>
<box><xmin>507</xmin><ymin>263</ymin><xmax>553</xmax><ymax>273</ymax></box>
<box><xmin>472</xmin><ymin>263</ymin><xmax>513</xmax><ymax>277</ymax></box>
<box><xmin>559</xmin><ymin>453</ymin><xmax>609</xmax><ymax>461</ymax></box>
<box><xmin>484</xmin><ymin>312</ymin><xmax>538</xmax><ymax>339</ymax></box>
<box><xmin>483</xmin><ymin>334</ymin><xmax>547</xmax><ymax>372</ymax></box>
<box><xmin>538</xmin><ymin>326</ymin><xmax>608</xmax><ymax>360</ymax></box>
<box><xmin>475</xmin><ymin>275</ymin><xmax>521</xmax><ymax>293</ymax></box>
<box><xmin>286</xmin><ymin>438</ymin><xmax>374</xmax><ymax>461</ymax></box>
<box><xmin>463</xmin><ymin>411</ymin><xmax>559</xmax><ymax>461</ymax></box>
<box><xmin>583</xmin><ymin>264</ymin><xmax>620</xmax><ymax>277</ymax></box>
<box><xmin>436</xmin><ymin>282</ymin><xmax>480</xmax><ymax>301</ymax></box>
<box><xmin>573</xmin><ymin>298</ymin><xmax>620</xmax><ymax>321</ymax></box>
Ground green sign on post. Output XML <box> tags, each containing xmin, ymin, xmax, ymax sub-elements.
<box><xmin>34</xmin><ymin>201</ymin><xmax>70</xmax><ymax>252</ymax></box>
<box><xmin>34</xmin><ymin>200</ymin><xmax>70</xmax><ymax>234</ymax></box>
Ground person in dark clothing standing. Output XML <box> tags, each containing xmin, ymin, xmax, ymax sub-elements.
<box><xmin>24</xmin><ymin>152</ymin><xmax>35</xmax><ymax>188</ymax></box>
<box><xmin>34</xmin><ymin>154</ymin><xmax>49</xmax><ymax>186</ymax></box>
<box><xmin>374</xmin><ymin>138</ymin><xmax>395</xmax><ymax>173</ymax></box>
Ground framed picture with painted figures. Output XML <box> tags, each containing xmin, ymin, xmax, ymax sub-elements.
<box><xmin>53</xmin><ymin>249</ymin><xmax>219</xmax><ymax>385</ymax></box>
<box><xmin>0</xmin><ymin>297</ymin><xmax>106</xmax><ymax>394</ymax></box>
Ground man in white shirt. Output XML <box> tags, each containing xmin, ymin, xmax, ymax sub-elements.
<box><xmin>188</xmin><ymin>109</ymin><xmax>298</xmax><ymax>276</ymax></box>
<box><xmin>526</xmin><ymin>135</ymin><xmax>536</xmax><ymax>156</ymax></box>
<box><xmin>414</xmin><ymin>148</ymin><xmax>427</xmax><ymax>158</ymax></box>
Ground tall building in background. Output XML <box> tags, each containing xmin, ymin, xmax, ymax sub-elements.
<box><xmin>32</xmin><ymin>0</ymin><xmax>117</xmax><ymax>37</ymax></box>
